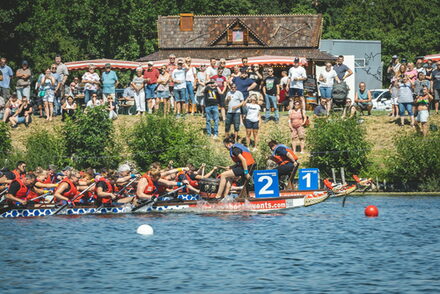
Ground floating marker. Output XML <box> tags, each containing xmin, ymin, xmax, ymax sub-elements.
<box><xmin>365</xmin><ymin>205</ymin><xmax>379</xmax><ymax>217</ymax></box>
<box><xmin>137</xmin><ymin>224</ymin><xmax>154</xmax><ymax>235</ymax></box>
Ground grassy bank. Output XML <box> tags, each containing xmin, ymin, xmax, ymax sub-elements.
<box><xmin>7</xmin><ymin>110</ymin><xmax>440</xmax><ymax>176</ymax></box>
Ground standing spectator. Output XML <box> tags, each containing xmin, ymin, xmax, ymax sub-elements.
<box><xmin>50</xmin><ymin>64</ymin><xmax>62</xmax><ymax>115</ymax></box>
<box><xmin>287</xmin><ymin>58</ymin><xmax>307</xmax><ymax>108</ymax></box>
<box><xmin>41</xmin><ymin>68</ymin><xmax>56</xmax><ymax>121</ymax></box>
<box><xmin>203</xmin><ymin>80</ymin><xmax>220</xmax><ymax>138</ymax></box>
<box><xmin>288</xmin><ymin>100</ymin><xmax>307</xmax><ymax>153</ymax></box>
<box><xmin>218</xmin><ymin>59</ymin><xmax>231</xmax><ymax>78</ymax></box>
<box><xmin>333</xmin><ymin>55</ymin><xmax>353</xmax><ymax>82</ymax></box>
<box><xmin>397</xmin><ymin>75</ymin><xmax>415</xmax><ymax>127</ymax></box>
<box><xmin>61</xmin><ymin>96</ymin><xmax>77</xmax><ymax>121</ymax></box>
<box><xmin>101</xmin><ymin>63</ymin><xmax>119</xmax><ymax>103</ymax></box>
<box><xmin>9</xmin><ymin>96</ymin><xmax>33</xmax><ymax>128</ymax></box>
<box><xmin>224</xmin><ymin>83</ymin><xmax>244</xmax><ymax>141</ymax></box>
<box><xmin>248</xmin><ymin>64</ymin><xmax>263</xmax><ymax>104</ymax></box>
<box><xmin>431</xmin><ymin>61</ymin><xmax>440</xmax><ymax>114</ymax></box>
<box><xmin>2</xmin><ymin>93</ymin><xmax>21</xmax><ymax>123</ymax></box>
<box><xmin>107</xmin><ymin>96</ymin><xmax>118</xmax><ymax>120</ymax></box>
<box><xmin>424</xmin><ymin>59</ymin><xmax>434</xmax><ymax>81</ymax></box>
<box><xmin>34</xmin><ymin>71</ymin><xmax>45</xmax><ymax>118</ymax></box>
<box><xmin>240</xmin><ymin>94</ymin><xmax>261</xmax><ymax>149</ymax></box>
<box><xmin>262</xmin><ymin>67</ymin><xmax>280</xmax><ymax>122</ymax></box>
<box><xmin>415</xmin><ymin>86</ymin><xmax>433</xmax><ymax>136</ymax></box>
<box><xmin>280</xmin><ymin>70</ymin><xmax>289</xmax><ymax>91</ymax></box>
<box><xmin>184</xmin><ymin>57</ymin><xmax>197</xmax><ymax>115</ymax></box>
<box><xmin>229</xmin><ymin>65</ymin><xmax>240</xmax><ymax>82</ymax></box>
<box><xmin>131</xmin><ymin>67</ymin><xmax>146</xmax><ymax>115</ymax></box>
<box><xmin>350</xmin><ymin>82</ymin><xmax>373</xmax><ymax>117</ymax></box>
<box><xmin>414</xmin><ymin>72</ymin><xmax>430</xmax><ymax>96</ymax></box>
<box><xmin>55</xmin><ymin>55</ymin><xmax>69</xmax><ymax>99</ymax></box>
<box><xmin>240</xmin><ymin>57</ymin><xmax>249</xmax><ymax>72</ymax></box>
<box><xmin>232</xmin><ymin>69</ymin><xmax>257</xmax><ymax>99</ymax></box>
<box><xmin>143</xmin><ymin>61</ymin><xmax>160</xmax><ymax>114</ymax></box>
<box><xmin>156</xmin><ymin>65</ymin><xmax>171</xmax><ymax>115</ymax></box>
<box><xmin>405</xmin><ymin>62</ymin><xmax>418</xmax><ymax>82</ymax></box>
<box><xmin>415</xmin><ymin>58</ymin><xmax>425</xmax><ymax>73</ymax></box>
<box><xmin>0</xmin><ymin>57</ymin><xmax>13</xmax><ymax>99</ymax></box>
<box><xmin>211</xmin><ymin>68</ymin><xmax>228</xmax><ymax>121</ymax></box>
<box><xmin>81</xmin><ymin>65</ymin><xmax>100</xmax><ymax>105</ymax></box>
<box><xmin>195</xmin><ymin>65</ymin><xmax>208</xmax><ymax>114</ymax></box>
<box><xmin>318</xmin><ymin>62</ymin><xmax>340</xmax><ymax>114</ymax></box>
<box><xmin>389</xmin><ymin>80</ymin><xmax>399</xmax><ymax>118</ymax></box>
<box><xmin>206</xmin><ymin>58</ymin><xmax>218</xmax><ymax>79</ymax></box>
<box><xmin>171</xmin><ymin>59</ymin><xmax>187</xmax><ymax>117</ymax></box>
<box><xmin>387</xmin><ymin>55</ymin><xmax>401</xmax><ymax>80</ymax></box>
<box><xmin>15</xmin><ymin>61</ymin><xmax>32</xmax><ymax>100</ymax></box>
<box><xmin>0</xmin><ymin>95</ymin><xmax>5</xmax><ymax>120</ymax></box>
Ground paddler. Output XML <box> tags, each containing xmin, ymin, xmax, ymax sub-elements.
<box><xmin>5</xmin><ymin>174</ymin><xmax>37</xmax><ymax>207</ymax></box>
<box><xmin>136</xmin><ymin>168</ymin><xmax>186</xmax><ymax>200</ymax></box>
<box><xmin>0</xmin><ymin>161</ymin><xmax>27</xmax><ymax>185</ymax></box>
<box><xmin>215</xmin><ymin>137</ymin><xmax>255</xmax><ymax>198</ymax></box>
<box><xmin>268</xmin><ymin>140</ymin><xmax>299</xmax><ymax>182</ymax></box>
<box><xmin>94</xmin><ymin>169</ymin><xmax>118</xmax><ymax>206</ymax></box>
<box><xmin>53</xmin><ymin>170</ymin><xmax>81</xmax><ymax>205</ymax></box>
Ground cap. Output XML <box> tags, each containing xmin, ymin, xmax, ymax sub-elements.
<box><xmin>62</xmin><ymin>166</ymin><xmax>73</xmax><ymax>171</ymax></box>
<box><xmin>147</xmin><ymin>61</ymin><xmax>154</xmax><ymax>66</ymax></box>
<box><xmin>22</xmin><ymin>60</ymin><xmax>29</xmax><ymax>65</ymax></box>
<box><xmin>392</xmin><ymin>55</ymin><xmax>398</xmax><ymax>59</ymax></box>
<box><xmin>118</xmin><ymin>164</ymin><xmax>131</xmax><ymax>173</ymax></box>
<box><xmin>11</xmin><ymin>92</ymin><xmax>17</xmax><ymax>97</ymax></box>
<box><xmin>206</xmin><ymin>79</ymin><xmax>216</xmax><ymax>85</ymax></box>
<box><xmin>105</xmin><ymin>63</ymin><xmax>111</xmax><ymax>68</ymax></box>
<box><xmin>48</xmin><ymin>164</ymin><xmax>58</xmax><ymax>171</ymax></box>
<box><xmin>177</xmin><ymin>58</ymin><xmax>184</xmax><ymax>64</ymax></box>
<box><xmin>240</xmin><ymin>68</ymin><xmax>247</xmax><ymax>73</ymax></box>
<box><xmin>294</xmin><ymin>57</ymin><xmax>300</xmax><ymax>63</ymax></box>
<box><xmin>169</xmin><ymin>54</ymin><xmax>176</xmax><ymax>58</ymax></box>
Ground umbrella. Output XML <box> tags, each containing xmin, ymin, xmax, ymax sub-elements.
<box><xmin>424</xmin><ymin>54</ymin><xmax>440</xmax><ymax>62</ymax></box>
<box><xmin>65</xmin><ymin>59</ymin><xmax>142</xmax><ymax>70</ymax></box>
<box><xmin>143</xmin><ymin>58</ymin><xmax>210</xmax><ymax>69</ymax></box>
<box><xmin>224</xmin><ymin>55</ymin><xmax>308</xmax><ymax>68</ymax></box>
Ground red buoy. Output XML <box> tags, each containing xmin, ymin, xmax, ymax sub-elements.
<box><xmin>365</xmin><ymin>205</ymin><xmax>379</xmax><ymax>217</ymax></box>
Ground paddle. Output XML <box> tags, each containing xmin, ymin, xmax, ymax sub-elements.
<box><xmin>95</xmin><ymin>176</ymin><xmax>139</xmax><ymax>209</ymax></box>
<box><xmin>28</xmin><ymin>192</ymin><xmax>52</xmax><ymax>202</ymax></box>
<box><xmin>286</xmin><ymin>162</ymin><xmax>300</xmax><ymax>190</ymax></box>
<box><xmin>52</xmin><ymin>183</ymin><xmax>96</xmax><ymax>215</ymax></box>
<box><xmin>131</xmin><ymin>185</ymin><xmax>186</xmax><ymax>212</ymax></box>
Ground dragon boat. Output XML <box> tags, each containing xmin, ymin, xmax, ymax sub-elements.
<box><xmin>0</xmin><ymin>189</ymin><xmax>329</xmax><ymax>218</ymax></box>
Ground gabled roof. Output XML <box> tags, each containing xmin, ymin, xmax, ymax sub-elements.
<box><xmin>209</xmin><ymin>18</ymin><xmax>267</xmax><ymax>46</ymax></box>
<box><xmin>157</xmin><ymin>14</ymin><xmax>323</xmax><ymax>49</ymax></box>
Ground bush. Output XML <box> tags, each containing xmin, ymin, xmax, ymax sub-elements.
<box><xmin>128</xmin><ymin>115</ymin><xmax>229</xmax><ymax>171</ymax></box>
<box><xmin>306</xmin><ymin>117</ymin><xmax>371</xmax><ymax>176</ymax></box>
<box><xmin>386</xmin><ymin>132</ymin><xmax>440</xmax><ymax>191</ymax></box>
<box><xmin>63</xmin><ymin>106</ymin><xmax>120</xmax><ymax>169</ymax></box>
<box><xmin>0</xmin><ymin>122</ymin><xmax>12</xmax><ymax>161</ymax></box>
<box><xmin>25</xmin><ymin>129</ymin><xmax>70</xmax><ymax>169</ymax></box>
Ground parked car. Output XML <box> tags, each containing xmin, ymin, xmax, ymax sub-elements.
<box><xmin>370</xmin><ymin>89</ymin><xmax>392</xmax><ymax>110</ymax></box>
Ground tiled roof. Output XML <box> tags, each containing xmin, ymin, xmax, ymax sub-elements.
<box><xmin>157</xmin><ymin>14</ymin><xmax>323</xmax><ymax>49</ymax></box>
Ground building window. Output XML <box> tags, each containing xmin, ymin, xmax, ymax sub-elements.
<box><xmin>355</xmin><ymin>58</ymin><xmax>365</xmax><ymax>68</ymax></box>
<box><xmin>179</xmin><ymin>13</ymin><xmax>194</xmax><ymax>31</ymax></box>
<box><xmin>232</xmin><ymin>31</ymin><xmax>244</xmax><ymax>42</ymax></box>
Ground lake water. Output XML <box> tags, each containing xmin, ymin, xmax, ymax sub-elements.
<box><xmin>1</xmin><ymin>195</ymin><xmax>440</xmax><ymax>294</ymax></box>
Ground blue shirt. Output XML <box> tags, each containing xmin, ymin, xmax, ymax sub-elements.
<box><xmin>102</xmin><ymin>71</ymin><xmax>118</xmax><ymax>94</ymax></box>
<box><xmin>51</xmin><ymin>73</ymin><xmax>61</xmax><ymax>90</ymax></box>
<box><xmin>0</xmin><ymin>65</ymin><xmax>14</xmax><ymax>88</ymax></box>
<box><xmin>232</xmin><ymin>77</ymin><xmax>255</xmax><ymax>98</ymax></box>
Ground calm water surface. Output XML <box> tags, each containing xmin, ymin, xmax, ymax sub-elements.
<box><xmin>1</xmin><ymin>195</ymin><xmax>440</xmax><ymax>294</ymax></box>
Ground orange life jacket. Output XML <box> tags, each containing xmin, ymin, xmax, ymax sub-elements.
<box><xmin>323</xmin><ymin>178</ymin><xmax>334</xmax><ymax>190</ymax></box>
<box><xmin>230</xmin><ymin>143</ymin><xmax>255</xmax><ymax>166</ymax></box>
<box><xmin>141</xmin><ymin>174</ymin><xmax>157</xmax><ymax>195</ymax></box>
<box><xmin>55</xmin><ymin>178</ymin><xmax>78</xmax><ymax>200</ymax></box>
<box><xmin>8</xmin><ymin>178</ymin><xmax>29</xmax><ymax>200</ymax></box>
<box><xmin>272</xmin><ymin>144</ymin><xmax>298</xmax><ymax>166</ymax></box>
<box><xmin>12</xmin><ymin>169</ymin><xmax>25</xmax><ymax>180</ymax></box>
<box><xmin>95</xmin><ymin>177</ymin><xmax>114</xmax><ymax>204</ymax></box>
<box><xmin>175</xmin><ymin>171</ymin><xmax>198</xmax><ymax>192</ymax></box>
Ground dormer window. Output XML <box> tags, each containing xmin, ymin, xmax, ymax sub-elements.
<box><xmin>227</xmin><ymin>28</ymin><xmax>248</xmax><ymax>45</ymax></box>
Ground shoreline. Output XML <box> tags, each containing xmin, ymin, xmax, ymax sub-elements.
<box><xmin>351</xmin><ymin>192</ymin><xmax>440</xmax><ymax>196</ymax></box>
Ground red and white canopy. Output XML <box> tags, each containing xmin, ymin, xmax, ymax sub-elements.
<box><xmin>224</xmin><ymin>55</ymin><xmax>308</xmax><ymax>68</ymax></box>
<box><xmin>65</xmin><ymin>59</ymin><xmax>143</xmax><ymax>70</ymax></box>
<box><xmin>424</xmin><ymin>54</ymin><xmax>440</xmax><ymax>62</ymax></box>
<box><xmin>145</xmin><ymin>58</ymin><xmax>210</xmax><ymax>69</ymax></box>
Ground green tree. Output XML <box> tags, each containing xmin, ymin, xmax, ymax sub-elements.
<box><xmin>0</xmin><ymin>122</ymin><xmax>12</xmax><ymax>166</ymax></box>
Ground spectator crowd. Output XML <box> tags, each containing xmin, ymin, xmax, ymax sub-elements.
<box><xmin>1</xmin><ymin>53</ymin><xmax>439</xmax><ymax>143</ymax></box>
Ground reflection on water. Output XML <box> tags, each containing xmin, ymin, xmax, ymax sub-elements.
<box><xmin>1</xmin><ymin>195</ymin><xmax>440</xmax><ymax>293</ymax></box>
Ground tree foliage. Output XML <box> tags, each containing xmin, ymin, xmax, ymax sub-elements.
<box><xmin>306</xmin><ymin>117</ymin><xmax>371</xmax><ymax>176</ymax></box>
<box><xmin>63</xmin><ymin>107</ymin><xmax>120</xmax><ymax>169</ymax></box>
<box><xmin>0</xmin><ymin>0</ymin><xmax>438</xmax><ymax>76</ymax></box>
<box><xmin>0</xmin><ymin>122</ymin><xmax>12</xmax><ymax>164</ymax></box>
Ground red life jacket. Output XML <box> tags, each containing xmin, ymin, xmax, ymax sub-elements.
<box><xmin>43</xmin><ymin>173</ymin><xmax>54</xmax><ymax>184</ymax></box>
<box><xmin>12</xmin><ymin>169</ymin><xmax>25</xmax><ymax>180</ymax></box>
<box><xmin>55</xmin><ymin>178</ymin><xmax>78</xmax><ymax>200</ymax></box>
<box><xmin>175</xmin><ymin>171</ymin><xmax>198</xmax><ymax>192</ymax></box>
<box><xmin>95</xmin><ymin>177</ymin><xmax>114</xmax><ymax>204</ymax></box>
<box><xmin>230</xmin><ymin>143</ymin><xmax>255</xmax><ymax>166</ymax></box>
<box><xmin>8</xmin><ymin>178</ymin><xmax>29</xmax><ymax>200</ymax></box>
<box><xmin>323</xmin><ymin>178</ymin><xmax>334</xmax><ymax>190</ymax></box>
<box><xmin>272</xmin><ymin>144</ymin><xmax>298</xmax><ymax>166</ymax></box>
<box><xmin>141</xmin><ymin>174</ymin><xmax>157</xmax><ymax>195</ymax></box>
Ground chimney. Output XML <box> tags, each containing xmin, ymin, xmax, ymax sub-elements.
<box><xmin>180</xmin><ymin>13</ymin><xmax>194</xmax><ymax>31</ymax></box>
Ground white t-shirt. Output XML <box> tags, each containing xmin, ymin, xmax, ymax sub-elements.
<box><xmin>86</xmin><ymin>100</ymin><xmax>102</xmax><ymax>108</ymax></box>
<box><xmin>245</xmin><ymin>103</ymin><xmax>261</xmax><ymax>122</ymax></box>
<box><xmin>171</xmin><ymin>68</ymin><xmax>187</xmax><ymax>90</ymax></box>
<box><xmin>185</xmin><ymin>67</ymin><xmax>197</xmax><ymax>83</ymax></box>
<box><xmin>319</xmin><ymin>69</ymin><xmax>338</xmax><ymax>87</ymax></box>
<box><xmin>206</xmin><ymin>66</ymin><xmax>217</xmax><ymax>79</ymax></box>
<box><xmin>288</xmin><ymin>66</ymin><xmax>307</xmax><ymax>89</ymax></box>
<box><xmin>280</xmin><ymin>76</ymin><xmax>289</xmax><ymax>88</ymax></box>
<box><xmin>226</xmin><ymin>90</ymin><xmax>244</xmax><ymax>113</ymax></box>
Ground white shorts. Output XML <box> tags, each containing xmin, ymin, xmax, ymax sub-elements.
<box><xmin>416</xmin><ymin>109</ymin><xmax>429</xmax><ymax>123</ymax></box>
<box><xmin>392</xmin><ymin>97</ymin><xmax>399</xmax><ymax>105</ymax></box>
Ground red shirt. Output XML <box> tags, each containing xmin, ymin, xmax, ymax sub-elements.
<box><xmin>143</xmin><ymin>68</ymin><xmax>160</xmax><ymax>84</ymax></box>
<box><xmin>211</xmin><ymin>75</ymin><xmax>227</xmax><ymax>91</ymax></box>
